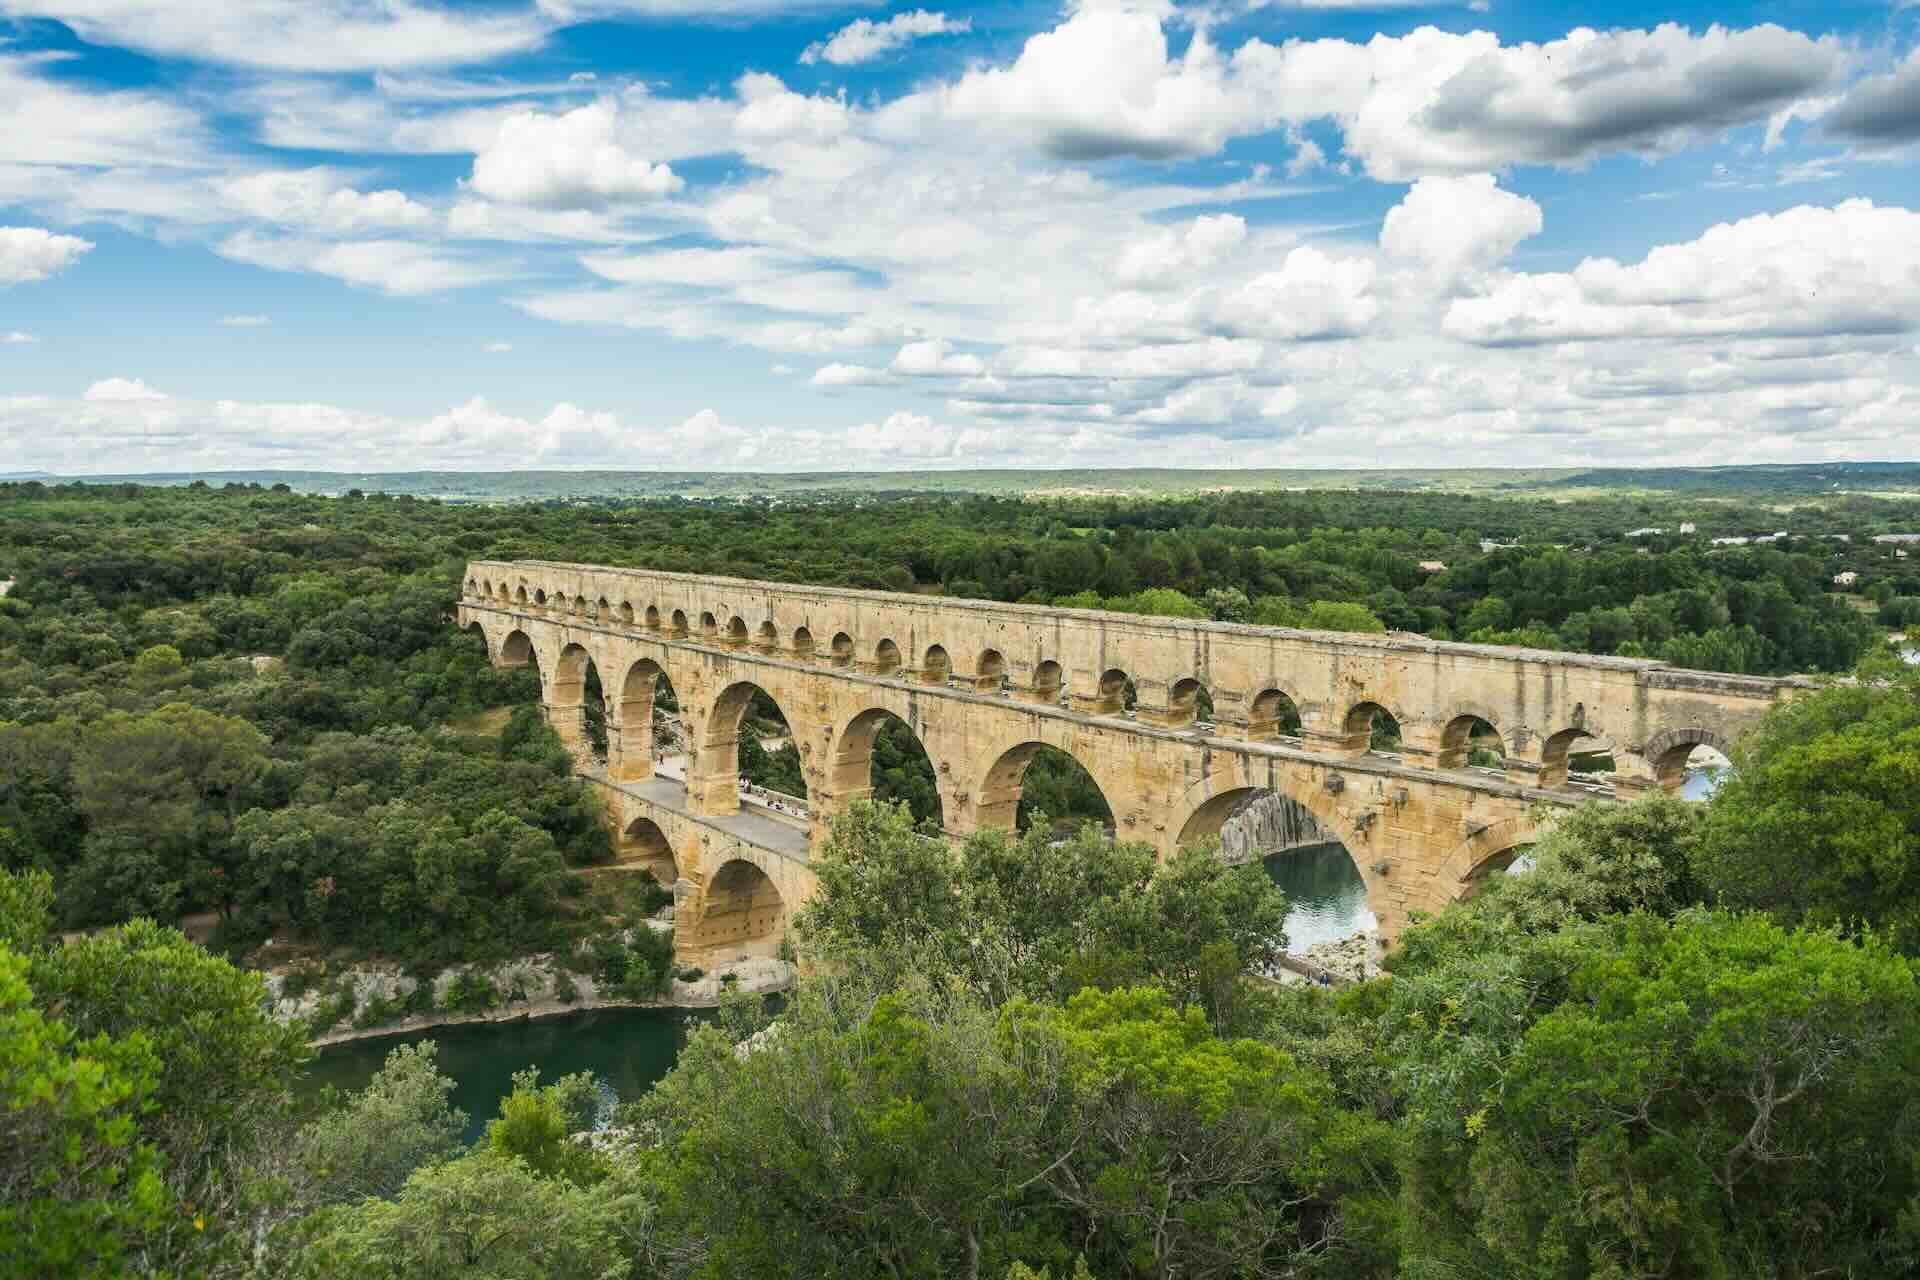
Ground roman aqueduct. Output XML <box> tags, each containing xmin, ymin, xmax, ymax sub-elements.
<box><xmin>458</xmin><ymin>560</ymin><xmax>1805</xmax><ymax>962</ymax></box>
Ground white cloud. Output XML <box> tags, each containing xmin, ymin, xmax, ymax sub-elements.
<box><xmin>1115</xmin><ymin>214</ymin><xmax>1247</xmax><ymax>288</ymax></box>
<box><xmin>1380</xmin><ymin>173</ymin><xmax>1542</xmax><ymax>286</ymax></box>
<box><xmin>484</xmin><ymin>341</ymin><xmax>514</xmax><ymax>353</ymax></box>
<box><xmin>219</xmin><ymin>314</ymin><xmax>271</xmax><ymax>327</ymax></box>
<box><xmin>1444</xmin><ymin>199</ymin><xmax>1920</xmax><ymax>346</ymax></box>
<box><xmin>0</xmin><ymin>226</ymin><xmax>93</xmax><ymax>285</ymax></box>
<box><xmin>810</xmin><ymin>362</ymin><xmax>894</xmax><ymax>387</ymax></box>
<box><xmin>2</xmin><ymin>330</ymin><xmax>38</xmax><ymax>344</ymax></box>
<box><xmin>0</xmin><ymin>0</ymin><xmax>548</xmax><ymax>72</ymax></box>
<box><xmin>217</xmin><ymin>232</ymin><xmax>510</xmax><ymax>295</ymax></box>
<box><xmin>890</xmin><ymin>338</ymin><xmax>986</xmax><ymax>377</ymax></box>
<box><xmin>801</xmin><ymin>10</ymin><xmax>970</xmax><ymax>66</ymax></box>
<box><xmin>0</xmin><ymin>54</ymin><xmax>207</xmax><ymax>169</ymax></box>
<box><xmin>469</xmin><ymin>101</ymin><xmax>683</xmax><ymax>209</ymax></box>
<box><xmin>1211</xmin><ymin>246</ymin><xmax>1379</xmax><ymax>339</ymax></box>
<box><xmin>84</xmin><ymin>376</ymin><xmax>168</xmax><ymax>401</ymax></box>
<box><xmin>218</xmin><ymin>169</ymin><xmax>435</xmax><ymax>233</ymax></box>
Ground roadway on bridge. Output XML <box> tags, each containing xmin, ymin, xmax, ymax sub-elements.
<box><xmin>589</xmin><ymin>753</ymin><xmax>813</xmax><ymax>863</ymax></box>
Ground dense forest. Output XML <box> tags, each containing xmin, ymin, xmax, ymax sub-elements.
<box><xmin>4</xmin><ymin>478</ymin><xmax>1920</xmax><ymax>1277</ymax></box>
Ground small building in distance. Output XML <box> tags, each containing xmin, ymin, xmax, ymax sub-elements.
<box><xmin>1834</xmin><ymin>571</ymin><xmax>1860</xmax><ymax>588</ymax></box>
<box><xmin>1678</xmin><ymin>521</ymin><xmax>1697</xmax><ymax>534</ymax></box>
<box><xmin>1417</xmin><ymin>560</ymin><xmax>1448</xmax><ymax>574</ymax></box>
<box><xmin>1873</xmin><ymin>533</ymin><xmax>1920</xmax><ymax>544</ymax></box>
<box><xmin>1624</xmin><ymin>527</ymin><xmax>1665</xmax><ymax>538</ymax></box>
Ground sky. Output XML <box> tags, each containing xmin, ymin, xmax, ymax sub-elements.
<box><xmin>1</xmin><ymin>0</ymin><xmax>1917</xmax><ymax>474</ymax></box>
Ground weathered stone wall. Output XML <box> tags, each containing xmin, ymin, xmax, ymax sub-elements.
<box><xmin>1217</xmin><ymin>792</ymin><xmax>1329</xmax><ymax>865</ymax></box>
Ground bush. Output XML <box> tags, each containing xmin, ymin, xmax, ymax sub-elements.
<box><xmin>442</xmin><ymin>970</ymin><xmax>498</xmax><ymax>1015</ymax></box>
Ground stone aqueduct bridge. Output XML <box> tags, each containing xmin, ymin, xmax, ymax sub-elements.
<box><xmin>458</xmin><ymin>560</ymin><xmax>1805</xmax><ymax>961</ymax></box>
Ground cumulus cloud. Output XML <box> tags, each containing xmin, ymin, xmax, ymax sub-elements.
<box><xmin>84</xmin><ymin>376</ymin><xmax>168</xmax><ymax>401</ymax></box>
<box><xmin>1380</xmin><ymin>173</ymin><xmax>1542</xmax><ymax>286</ymax></box>
<box><xmin>0</xmin><ymin>54</ymin><xmax>207</xmax><ymax>168</ymax></box>
<box><xmin>0</xmin><ymin>0</ymin><xmax>547</xmax><ymax>72</ymax></box>
<box><xmin>469</xmin><ymin>102</ymin><xmax>683</xmax><ymax>208</ymax></box>
<box><xmin>218</xmin><ymin>169</ymin><xmax>435</xmax><ymax>233</ymax></box>
<box><xmin>1824</xmin><ymin>49</ymin><xmax>1920</xmax><ymax>146</ymax></box>
<box><xmin>1444</xmin><ymin>200</ymin><xmax>1920</xmax><ymax>346</ymax></box>
<box><xmin>801</xmin><ymin>10</ymin><xmax>970</xmax><ymax>66</ymax></box>
<box><xmin>890</xmin><ymin>338</ymin><xmax>986</xmax><ymax>376</ymax></box>
<box><xmin>0</xmin><ymin>226</ymin><xmax>94</xmax><ymax>285</ymax></box>
<box><xmin>1211</xmin><ymin>247</ymin><xmax>1379</xmax><ymax>340</ymax></box>
<box><xmin>810</xmin><ymin>362</ymin><xmax>894</xmax><ymax>388</ymax></box>
<box><xmin>1115</xmin><ymin>214</ymin><xmax>1247</xmax><ymax>288</ymax></box>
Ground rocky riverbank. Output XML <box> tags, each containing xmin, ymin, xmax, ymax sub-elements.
<box><xmin>273</xmin><ymin>942</ymin><xmax>794</xmax><ymax>1047</ymax></box>
<box><xmin>1296</xmin><ymin>932</ymin><xmax>1383</xmax><ymax>982</ymax></box>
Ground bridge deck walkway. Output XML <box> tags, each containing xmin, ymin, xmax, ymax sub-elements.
<box><xmin>580</xmin><ymin>763</ymin><xmax>812</xmax><ymax>864</ymax></box>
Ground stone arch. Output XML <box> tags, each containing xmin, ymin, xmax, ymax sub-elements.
<box><xmin>478</xmin><ymin>578</ymin><xmax>490</xmax><ymax>597</ymax></box>
<box><xmin>756</xmin><ymin>619</ymin><xmax>778</xmax><ymax>651</ymax></box>
<box><xmin>921</xmin><ymin>644</ymin><xmax>952</xmax><ymax>685</ymax></box>
<box><xmin>552</xmin><ymin>591</ymin><xmax>567</xmax><ymax>615</ymax></box>
<box><xmin>515</xmin><ymin>584</ymin><xmax>529</xmax><ymax>606</ymax></box>
<box><xmin>465</xmin><ymin>576</ymin><xmax>478</xmax><ymax>594</ymax></box>
<box><xmin>974</xmin><ymin>740</ymin><xmax>1116</xmax><ymax>836</ymax></box>
<box><xmin>827</xmin><ymin>706</ymin><xmax>948</xmax><ymax>829</ymax></box>
<box><xmin>463</xmin><ymin>619</ymin><xmax>487</xmax><ymax>646</ymax></box>
<box><xmin>792</xmin><ymin>626</ymin><xmax>815</xmax><ymax>658</ymax></box>
<box><xmin>973</xmin><ymin>648</ymin><xmax>1008</xmax><ymax>692</ymax></box>
<box><xmin>612</xmin><ymin>657</ymin><xmax>678</xmax><ymax>782</ymax></box>
<box><xmin>1439</xmin><ymin>713</ymin><xmax>1504</xmax><ymax>770</ymax></box>
<box><xmin>1343</xmin><ymin>700</ymin><xmax>1403</xmax><ymax>754</ymax></box>
<box><xmin>829</xmin><ymin>631</ymin><xmax>854</xmax><ymax>667</ymax></box>
<box><xmin>497</xmin><ymin>582</ymin><xmax>510</xmax><ymax>603</ymax></box>
<box><xmin>595</xmin><ymin>596</ymin><xmax>610</xmax><ymax>620</ymax></box>
<box><xmin>726</xmin><ymin>615</ymin><xmax>750</xmax><ymax>648</ymax></box>
<box><xmin>644</xmin><ymin>604</ymin><xmax>661</xmax><ymax>630</ymax></box>
<box><xmin>681</xmin><ymin>857</ymin><xmax>786</xmax><ymax>955</ymax></box>
<box><xmin>671</xmin><ymin>609</ymin><xmax>689</xmax><ymax>637</ymax></box>
<box><xmin>499</xmin><ymin>628</ymin><xmax>535</xmax><ymax>667</ymax></box>
<box><xmin>873</xmin><ymin>638</ymin><xmax>902</xmax><ymax>675</ymax></box>
<box><xmin>1641</xmin><ymin>727</ymin><xmax>1735</xmax><ymax>791</ymax></box>
<box><xmin>618</xmin><ymin>600</ymin><xmax>634</xmax><ymax>625</ymax></box>
<box><xmin>1539</xmin><ymin>725</ymin><xmax>1609</xmax><ymax>787</ymax></box>
<box><xmin>619</xmin><ymin>815</ymin><xmax>678</xmax><ymax>883</ymax></box>
<box><xmin>1434</xmin><ymin>816</ymin><xmax>1543</xmax><ymax>889</ymax></box>
<box><xmin>1171</xmin><ymin>772</ymin><xmax>1353</xmax><ymax>855</ymax></box>
<box><xmin>553</xmin><ymin>642</ymin><xmax>609</xmax><ymax>764</ymax></box>
<box><xmin>1247</xmin><ymin>687</ymin><xmax>1304</xmax><ymax>739</ymax></box>
<box><xmin>1029</xmin><ymin>659</ymin><xmax>1065</xmax><ymax>704</ymax></box>
<box><xmin>1088</xmin><ymin>667</ymin><xmax>1131</xmax><ymax>716</ymax></box>
<box><xmin>1164</xmin><ymin>676</ymin><xmax>1211</xmax><ymax>728</ymax></box>
<box><xmin>700</xmin><ymin>680</ymin><xmax>811</xmax><ymax>811</ymax></box>
<box><xmin>700</xmin><ymin>610</ymin><xmax>717</xmax><ymax>638</ymax></box>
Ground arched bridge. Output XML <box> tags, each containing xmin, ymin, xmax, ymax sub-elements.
<box><xmin>457</xmin><ymin>560</ymin><xmax>1806</xmax><ymax>962</ymax></box>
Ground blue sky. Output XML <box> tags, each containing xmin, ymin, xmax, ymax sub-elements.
<box><xmin>1</xmin><ymin>0</ymin><xmax>1917</xmax><ymax>473</ymax></box>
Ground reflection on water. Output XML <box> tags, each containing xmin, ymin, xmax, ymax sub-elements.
<box><xmin>305</xmin><ymin>1007</ymin><xmax>692</xmax><ymax>1143</ymax></box>
<box><xmin>1263</xmin><ymin>841</ymin><xmax>1375</xmax><ymax>952</ymax></box>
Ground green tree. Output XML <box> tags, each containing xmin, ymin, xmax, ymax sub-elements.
<box><xmin>289</xmin><ymin>1042</ymin><xmax>468</xmax><ymax>1208</ymax></box>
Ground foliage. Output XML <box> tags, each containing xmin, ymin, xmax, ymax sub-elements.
<box><xmin>486</xmin><ymin>1068</ymin><xmax>607</xmax><ymax>1187</ymax></box>
<box><xmin>289</xmin><ymin>1042</ymin><xmax>467</xmax><ymax>1208</ymax></box>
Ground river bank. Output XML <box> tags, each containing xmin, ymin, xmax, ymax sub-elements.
<box><xmin>274</xmin><ymin>949</ymin><xmax>794</xmax><ymax>1048</ymax></box>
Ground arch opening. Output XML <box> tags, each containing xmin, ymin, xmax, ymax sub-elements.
<box><xmin>873</xmin><ymin>638</ymin><xmax>902</xmax><ymax>675</ymax></box>
<box><xmin>499</xmin><ymin>628</ymin><xmax>534</xmax><ymax>667</ymax></box>
<box><xmin>702</xmin><ymin>682</ymin><xmax>809</xmax><ymax>816</ymax></box>
<box><xmin>619</xmin><ymin>816</ymin><xmax>678</xmax><ymax>884</ymax></box>
<box><xmin>921</xmin><ymin>644</ymin><xmax>951</xmax><ymax>685</ymax></box>
<box><xmin>1030</xmin><ymin>659</ymin><xmax>1065</xmax><ymax>704</ymax></box>
<box><xmin>830</xmin><ymin>632</ymin><xmax>854</xmax><ymax>667</ymax></box>
<box><xmin>1344</xmin><ymin>702</ymin><xmax>1401</xmax><ymax>754</ymax></box>
<box><xmin>1163</xmin><ymin>677</ymin><xmax>1214</xmax><ymax>728</ymax></box>
<box><xmin>554</xmin><ymin>643</ymin><xmax>609</xmax><ymax>766</ymax></box>
<box><xmin>1177</xmin><ymin>786</ymin><xmax>1374</xmax><ymax>959</ymax></box>
<box><xmin>1248</xmin><ymin>688</ymin><xmax>1303</xmax><ymax>740</ymax></box>
<box><xmin>515</xmin><ymin>585</ymin><xmax>529</xmax><ymax>607</ymax></box>
<box><xmin>830</xmin><ymin>708</ymin><xmax>944</xmax><ymax>831</ymax></box>
<box><xmin>614</xmin><ymin>659</ymin><xmax>683</xmax><ymax>781</ymax></box>
<box><xmin>973</xmin><ymin>649</ymin><xmax>1008</xmax><ymax>692</ymax></box>
<box><xmin>1540</xmin><ymin>726</ymin><xmax>1612</xmax><ymax>788</ymax></box>
<box><xmin>671</xmin><ymin>609</ymin><xmax>688</xmax><ymax>637</ymax></box>
<box><xmin>1441</xmin><ymin>714</ymin><xmax>1504</xmax><ymax>771</ymax></box>
<box><xmin>700</xmin><ymin>610</ymin><xmax>717</xmax><ymax>638</ymax></box>
<box><xmin>727</xmin><ymin>616</ymin><xmax>750</xmax><ymax>648</ymax></box>
<box><xmin>977</xmin><ymin>742</ymin><xmax>1114</xmax><ymax>838</ymax></box>
<box><xmin>1087</xmin><ymin>667</ymin><xmax>1134</xmax><ymax>716</ymax></box>
<box><xmin>644</xmin><ymin>604</ymin><xmax>661</xmax><ymax>630</ymax></box>
<box><xmin>683</xmin><ymin>859</ymin><xmax>785</xmax><ymax>956</ymax></box>
<box><xmin>756</xmin><ymin>619</ymin><xmax>778</xmax><ymax>652</ymax></box>
<box><xmin>618</xmin><ymin>601</ymin><xmax>635</xmax><ymax>625</ymax></box>
<box><xmin>792</xmin><ymin>627</ymin><xmax>815</xmax><ymax>658</ymax></box>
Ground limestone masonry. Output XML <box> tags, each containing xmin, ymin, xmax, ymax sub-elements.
<box><xmin>457</xmin><ymin>560</ymin><xmax>1804</xmax><ymax>960</ymax></box>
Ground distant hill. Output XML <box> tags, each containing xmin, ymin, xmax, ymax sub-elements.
<box><xmin>29</xmin><ymin>461</ymin><xmax>1920</xmax><ymax>502</ymax></box>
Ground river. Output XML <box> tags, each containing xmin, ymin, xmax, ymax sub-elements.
<box><xmin>307</xmin><ymin>1007</ymin><xmax>692</xmax><ymax>1143</ymax></box>
<box><xmin>1263</xmin><ymin>841</ymin><xmax>1375</xmax><ymax>951</ymax></box>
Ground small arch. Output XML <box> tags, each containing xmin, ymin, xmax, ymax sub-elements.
<box><xmin>976</xmin><ymin>741</ymin><xmax>1115</xmax><ymax>836</ymax></box>
<box><xmin>497</xmin><ymin>582</ymin><xmax>510</xmax><ymax>603</ymax></box>
<box><xmin>618</xmin><ymin>601</ymin><xmax>635</xmax><ymax>625</ymax></box>
<box><xmin>874</xmin><ymin>638</ymin><xmax>902</xmax><ymax>675</ymax></box>
<box><xmin>644</xmin><ymin>604</ymin><xmax>661</xmax><ymax>630</ymax></box>
<box><xmin>1089</xmin><ymin>667</ymin><xmax>1133</xmax><ymax>716</ymax></box>
<box><xmin>829</xmin><ymin>707</ymin><xmax>945</xmax><ymax>829</ymax></box>
<box><xmin>1344</xmin><ymin>701</ymin><xmax>1402</xmax><ymax>754</ymax></box>
<box><xmin>970</xmin><ymin>649</ymin><xmax>1008</xmax><ymax>692</ymax></box>
<box><xmin>620</xmin><ymin>816</ymin><xmax>678</xmax><ymax>882</ymax></box>
<box><xmin>830</xmin><ymin>632</ymin><xmax>854</xmax><ymax>667</ymax></box>
<box><xmin>479</xmin><ymin>578</ymin><xmax>490</xmax><ymax>597</ymax></box>
<box><xmin>1164</xmin><ymin>677</ymin><xmax>1212</xmax><ymax>728</ymax></box>
<box><xmin>571</xmin><ymin>595</ymin><xmax>586</xmax><ymax>618</ymax></box>
<box><xmin>1030</xmin><ymin>659</ymin><xmax>1065</xmax><ymax>703</ymax></box>
<box><xmin>672</xmin><ymin>609</ymin><xmax>690</xmax><ymax>637</ymax></box>
<box><xmin>515</xmin><ymin>585</ymin><xmax>529</xmax><ymax>606</ymax></box>
<box><xmin>465</xmin><ymin>576</ymin><xmax>478</xmax><ymax>594</ymax></box>
<box><xmin>700</xmin><ymin>611</ymin><xmax>717</xmax><ymax>638</ymax></box>
<box><xmin>727</xmin><ymin>616</ymin><xmax>750</xmax><ymax>648</ymax></box>
<box><xmin>1440</xmin><ymin>714</ymin><xmax>1504</xmax><ymax>771</ymax></box>
<box><xmin>1643</xmin><ymin>728</ymin><xmax>1735</xmax><ymax>796</ymax></box>
<box><xmin>792</xmin><ymin>627</ymin><xmax>815</xmax><ymax>658</ymax></box>
<box><xmin>920</xmin><ymin>644</ymin><xmax>952</xmax><ymax>685</ymax></box>
<box><xmin>596</xmin><ymin>596</ymin><xmax>611</xmax><ymax>621</ymax></box>
<box><xmin>683</xmin><ymin>858</ymin><xmax>786</xmax><ymax>954</ymax></box>
<box><xmin>1248</xmin><ymin>688</ymin><xmax>1303</xmax><ymax>739</ymax></box>
<box><xmin>756</xmin><ymin>619</ymin><xmax>778</xmax><ymax>651</ymax></box>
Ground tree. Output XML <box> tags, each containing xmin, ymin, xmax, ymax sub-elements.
<box><xmin>1303</xmin><ymin>601</ymin><xmax>1386</xmax><ymax>633</ymax></box>
<box><xmin>1695</xmin><ymin>674</ymin><xmax>1920</xmax><ymax>953</ymax></box>
<box><xmin>0</xmin><ymin>947</ymin><xmax>169</xmax><ymax>1279</ymax></box>
<box><xmin>1388</xmin><ymin>911</ymin><xmax>1920</xmax><ymax>1278</ymax></box>
<box><xmin>290</xmin><ymin>1042</ymin><xmax>468</xmax><ymax>1208</ymax></box>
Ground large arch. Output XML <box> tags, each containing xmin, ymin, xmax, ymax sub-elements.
<box><xmin>694</xmin><ymin>680</ymin><xmax>811</xmax><ymax>816</ymax></box>
<box><xmin>553</xmin><ymin>643</ymin><xmax>608</xmax><ymax>764</ymax></box>
<box><xmin>499</xmin><ymin>628</ymin><xmax>535</xmax><ymax>667</ymax></box>
<box><xmin>619</xmin><ymin>815</ymin><xmax>679</xmax><ymax>885</ymax></box>
<box><xmin>1641</xmin><ymin>727</ymin><xmax>1736</xmax><ymax>791</ymax></box>
<box><xmin>680</xmin><ymin>858</ymin><xmax>786</xmax><ymax>956</ymax></box>
<box><xmin>1433</xmin><ymin>816</ymin><xmax>1544</xmax><ymax>890</ymax></box>
<box><xmin>611</xmin><ymin>657</ymin><xmax>681</xmax><ymax>782</ymax></box>
<box><xmin>827</xmin><ymin>707</ymin><xmax>947</xmax><ymax>830</ymax></box>
<box><xmin>974</xmin><ymin>740</ymin><xmax>1115</xmax><ymax>836</ymax></box>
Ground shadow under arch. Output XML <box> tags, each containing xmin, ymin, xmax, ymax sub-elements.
<box><xmin>681</xmin><ymin>857</ymin><xmax>786</xmax><ymax>956</ymax></box>
<box><xmin>614</xmin><ymin>656</ymin><xmax>682</xmax><ymax>781</ymax></box>
<box><xmin>619</xmin><ymin>815</ymin><xmax>679</xmax><ymax>884</ymax></box>
<box><xmin>1642</xmin><ymin>727</ymin><xmax>1736</xmax><ymax>791</ymax></box>
<box><xmin>499</xmin><ymin>628</ymin><xmax>535</xmax><ymax>668</ymax></box>
<box><xmin>1433</xmin><ymin>816</ymin><xmax>1543</xmax><ymax>891</ymax></box>
<box><xmin>828</xmin><ymin>707</ymin><xmax>946</xmax><ymax>830</ymax></box>
<box><xmin>554</xmin><ymin>642</ymin><xmax>610</xmax><ymax>764</ymax></box>
<box><xmin>1440</xmin><ymin>713</ymin><xmax>1505</xmax><ymax>770</ymax></box>
<box><xmin>976</xmin><ymin>741</ymin><xmax>1115</xmax><ymax>836</ymax></box>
